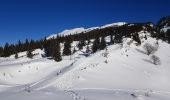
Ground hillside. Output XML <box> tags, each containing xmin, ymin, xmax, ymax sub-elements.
<box><xmin>0</xmin><ymin>18</ymin><xmax>170</xmax><ymax>100</ymax></box>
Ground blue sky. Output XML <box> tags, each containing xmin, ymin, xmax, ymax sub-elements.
<box><xmin>0</xmin><ymin>0</ymin><xmax>170</xmax><ymax>46</ymax></box>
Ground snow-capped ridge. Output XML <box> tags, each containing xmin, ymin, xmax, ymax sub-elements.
<box><xmin>47</xmin><ymin>27</ymin><xmax>85</xmax><ymax>39</ymax></box>
<box><xmin>101</xmin><ymin>22</ymin><xmax>127</xmax><ymax>28</ymax></box>
<box><xmin>47</xmin><ymin>22</ymin><xmax>127</xmax><ymax>39</ymax></box>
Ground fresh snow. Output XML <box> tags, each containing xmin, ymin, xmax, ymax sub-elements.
<box><xmin>0</xmin><ymin>30</ymin><xmax>170</xmax><ymax>100</ymax></box>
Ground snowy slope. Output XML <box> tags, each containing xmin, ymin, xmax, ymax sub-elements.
<box><xmin>0</xmin><ymin>30</ymin><xmax>170</xmax><ymax>99</ymax></box>
<box><xmin>37</xmin><ymin>37</ymin><xmax>170</xmax><ymax>92</ymax></box>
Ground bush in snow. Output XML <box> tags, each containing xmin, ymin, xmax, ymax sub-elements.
<box><xmin>3</xmin><ymin>72</ymin><xmax>6</xmax><ymax>76</ymax></box>
<box><xmin>102</xmin><ymin>48</ymin><xmax>109</xmax><ymax>63</ymax></box>
<box><xmin>144</xmin><ymin>90</ymin><xmax>153</xmax><ymax>97</ymax></box>
<box><xmin>102</xmin><ymin>48</ymin><xmax>109</xmax><ymax>58</ymax></box>
<box><xmin>130</xmin><ymin>93</ymin><xmax>137</xmax><ymax>98</ymax></box>
<box><xmin>143</xmin><ymin>43</ymin><xmax>157</xmax><ymax>55</ymax></box>
<box><xmin>27</xmin><ymin>50</ymin><xmax>33</xmax><ymax>59</ymax></box>
<box><xmin>15</xmin><ymin>53</ymin><xmax>18</xmax><ymax>59</ymax></box>
<box><xmin>24</xmin><ymin>85</ymin><xmax>31</xmax><ymax>93</ymax></box>
<box><xmin>151</xmin><ymin>55</ymin><xmax>161</xmax><ymax>65</ymax></box>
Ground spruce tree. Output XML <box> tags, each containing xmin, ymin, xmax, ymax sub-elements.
<box><xmin>53</xmin><ymin>42</ymin><xmax>62</xmax><ymax>62</ymax></box>
<box><xmin>167</xmin><ymin>29</ymin><xmax>170</xmax><ymax>43</ymax></box>
<box><xmin>87</xmin><ymin>39</ymin><xmax>91</xmax><ymax>45</ymax></box>
<box><xmin>73</xmin><ymin>47</ymin><xmax>77</xmax><ymax>54</ymax></box>
<box><xmin>3</xmin><ymin>43</ymin><xmax>10</xmax><ymax>57</ymax></box>
<box><xmin>133</xmin><ymin>33</ymin><xmax>141</xmax><ymax>44</ymax></box>
<box><xmin>144</xmin><ymin>35</ymin><xmax>147</xmax><ymax>40</ymax></box>
<box><xmin>86</xmin><ymin>45</ymin><xmax>90</xmax><ymax>53</ymax></box>
<box><xmin>43</xmin><ymin>40</ymin><xmax>50</xmax><ymax>57</ymax></box>
<box><xmin>100</xmin><ymin>36</ymin><xmax>106</xmax><ymax>50</ymax></box>
<box><xmin>78</xmin><ymin>40</ymin><xmax>85</xmax><ymax>50</ymax></box>
<box><xmin>18</xmin><ymin>40</ymin><xmax>22</xmax><ymax>52</ymax></box>
<box><xmin>0</xmin><ymin>47</ymin><xmax>3</xmax><ymax>57</ymax></box>
<box><xmin>110</xmin><ymin>35</ymin><xmax>114</xmax><ymax>44</ymax></box>
<box><xmin>15</xmin><ymin>53</ymin><xmax>18</xmax><ymax>59</ymax></box>
<box><xmin>43</xmin><ymin>39</ymin><xmax>54</xmax><ymax>57</ymax></box>
<box><xmin>92</xmin><ymin>37</ymin><xmax>100</xmax><ymax>53</ymax></box>
<box><xmin>63</xmin><ymin>40</ymin><xmax>71</xmax><ymax>56</ymax></box>
<box><xmin>25</xmin><ymin>39</ymin><xmax>29</xmax><ymax>51</ymax></box>
<box><xmin>27</xmin><ymin>50</ymin><xmax>33</xmax><ymax>59</ymax></box>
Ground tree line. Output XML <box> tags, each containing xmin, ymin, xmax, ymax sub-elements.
<box><xmin>0</xmin><ymin>21</ymin><xmax>161</xmax><ymax>62</ymax></box>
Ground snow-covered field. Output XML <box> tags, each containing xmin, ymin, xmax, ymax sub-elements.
<box><xmin>0</xmin><ymin>30</ymin><xmax>170</xmax><ymax>100</ymax></box>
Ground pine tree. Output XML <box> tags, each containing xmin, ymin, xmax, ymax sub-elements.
<box><xmin>114</xmin><ymin>34</ymin><xmax>122</xmax><ymax>43</ymax></box>
<box><xmin>73</xmin><ymin>47</ymin><xmax>77</xmax><ymax>54</ymax></box>
<box><xmin>29</xmin><ymin>39</ymin><xmax>35</xmax><ymax>51</ymax></box>
<box><xmin>27</xmin><ymin>50</ymin><xmax>33</xmax><ymax>59</ymax></box>
<box><xmin>100</xmin><ymin>36</ymin><xmax>106</xmax><ymax>50</ymax></box>
<box><xmin>86</xmin><ymin>45</ymin><xmax>90</xmax><ymax>53</ymax></box>
<box><xmin>43</xmin><ymin>39</ymin><xmax>54</xmax><ymax>57</ymax></box>
<box><xmin>92</xmin><ymin>37</ymin><xmax>100</xmax><ymax>53</ymax></box>
<box><xmin>133</xmin><ymin>33</ymin><xmax>141</xmax><ymax>44</ymax></box>
<box><xmin>63</xmin><ymin>40</ymin><xmax>71</xmax><ymax>56</ymax></box>
<box><xmin>53</xmin><ymin>42</ymin><xmax>62</xmax><ymax>62</ymax></box>
<box><xmin>0</xmin><ymin>47</ymin><xmax>3</xmax><ymax>57</ymax></box>
<box><xmin>167</xmin><ymin>29</ymin><xmax>170</xmax><ymax>43</ymax></box>
<box><xmin>15</xmin><ymin>53</ymin><xmax>18</xmax><ymax>59</ymax></box>
<box><xmin>25</xmin><ymin>39</ymin><xmax>29</xmax><ymax>51</ymax></box>
<box><xmin>3</xmin><ymin>43</ymin><xmax>10</xmax><ymax>57</ymax></box>
<box><xmin>78</xmin><ymin>40</ymin><xmax>85</xmax><ymax>50</ymax></box>
<box><xmin>18</xmin><ymin>40</ymin><xmax>22</xmax><ymax>52</ymax></box>
<box><xmin>87</xmin><ymin>39</ymin><xmax>91</xmax><ymax>45</ymax></box>
<box><xmin>144</xmin><ymin>35</ymin><xmax>147</xmax><ymax>40</ymax></box>
<box><xmin>110</xmin><ymin>35</ymin><xmax>114</xmax><ymax>44</ymax></box>
<box><xmin>43</xmin><ymin>40</ymin><xmax>50</xmax><ymax>57</ymax></box>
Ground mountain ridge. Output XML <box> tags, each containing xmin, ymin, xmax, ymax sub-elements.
<box><xmin>47</xmin><ymin>22</ymin><xmax>127</xmax><ymax>39</ymax></box>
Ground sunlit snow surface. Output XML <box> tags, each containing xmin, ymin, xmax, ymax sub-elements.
<box><xmin>0</xmin><ymin>32</ymin><xmax>170</xmax><ymax>99</ymax></box>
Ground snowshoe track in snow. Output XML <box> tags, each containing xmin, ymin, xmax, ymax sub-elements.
<box><xmin>64</xmin><ymin>90</ymin><xmax>86</xmax><ymax>100</ymax></box>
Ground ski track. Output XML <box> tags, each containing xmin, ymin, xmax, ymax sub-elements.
<box><xmin>0</xmin><ymin>57</ymin><xmax>79</xmax><ymax>92</ymax></box>
<box><xmin>30</xmin><ymin>60</ymin><xmax>76</xmax><ymax>90</ymax></box>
